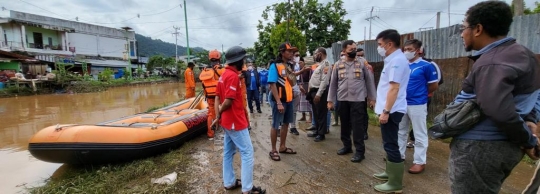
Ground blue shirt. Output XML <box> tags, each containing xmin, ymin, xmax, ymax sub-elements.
<box><xmin>268</xmin><ymin>63</ymin><xmax>279</xmax><ymax>83</ymax></box>
<box><xmin>259</xmin><ymin>69</ymin><xmax>268</xmax><ymax>85</ymax></box>
<box><xmin>406</xmin><ymin>58</ymin><xmax>438</xmax><ymax>105</ymax></box>
<box><xmin>249</xmin><ymin>70</ymin><xmax>256</xmax><ymax>90</ymax></box>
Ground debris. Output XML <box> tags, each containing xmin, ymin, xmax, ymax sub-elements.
<box><xmin>151</xmin><ymin>172</ymin><xmax>178</xmax><ymax>185</ymax></box>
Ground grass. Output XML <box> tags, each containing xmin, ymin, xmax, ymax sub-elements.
<box><xmin>28</xmin><ymin>143</ymin><xmax>196</xmax><ymax>194</ymax></box>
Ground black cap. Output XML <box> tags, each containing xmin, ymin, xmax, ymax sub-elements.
<box><xmin>278</xmin><ymin>42</ymin><xmax>298</xmax><ymax>52</ymax></box>
<box><xmin>225</xmin><ymin>46</ymin><xmax>247</xmax><ymax>64</ymax></box>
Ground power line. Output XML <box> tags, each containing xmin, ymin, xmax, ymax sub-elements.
<box><xmin>418</xmin><ymin>13</ymin><xmax>438</xmax><ymax>30</ymax></box>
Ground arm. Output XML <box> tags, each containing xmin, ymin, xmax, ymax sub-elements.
<box><xmin>364</xmin><ymin>63</ymin><xmax>377</xmax><ymax>101</ymax></box>
<box><xmin>326</xmin><ymin>63</ymin><xmax>338</xmax><ymax>103</ymax></box>
<box><xmin>428</xmin><ymin>83</ymin><xmax>439</xmax><ymax>93</ymax></box>
<box><xmin>214</xmin><ymin>96</ymin><xmax>221</xmax><ymax>119</ymax></box>
<box><xmin>385</xmin><ymin>82</ymin><xmax>400</xmax><ymax>111</ymax></box>
<box><xmin>474</xmin><ymin>65</ymin><xmax>536</xmax><ymax>148</ymax></box>
<box><xmin>219</xmin><ymin>98</ymin><xmax>233</xmax><ymax>115</ymax></box>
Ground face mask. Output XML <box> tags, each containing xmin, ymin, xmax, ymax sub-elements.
<box><xmin>340</xmin><ymin>56</ymin><xmax>346</xmax><ymax>60</ymax></box>
<box><xmin>377</xmin><ymin>46</ymin><xmax>387</xmax><ymax>57</ymax></box>
<box><xmin>294</xmin><ymin>56</ymin><xmax>300</xmax><ymax>63</ymax></box>
<box><xmin>347</xmin><ymin>51</ymin><xmax>356</xmax><ymax>59</ymax></box>
<box><xmin>404</xmin><ymin>51</ymin><xmax>416</xmax><ymax>60</ymax></box>
<box><xmin>248</xmin><ymin>66</ymin><xmax>253</xmax><ymax>71</ymax></box>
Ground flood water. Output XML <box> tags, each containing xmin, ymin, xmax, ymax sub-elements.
<box><xmin>0</xmin><ymin>82</ymin><xmax>189</xmax><ymax>193</ymax></box>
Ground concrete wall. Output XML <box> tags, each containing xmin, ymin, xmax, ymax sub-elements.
<box><xmin>25</xmin><ymin>26</ymin><xmax>61</xmax><ymax>48</ymax></box>
<box><xmin>0</xmin><ymin>23</ymin><xmax>24</xmax><ymax>49</ymax></box>
<box><xmin>69</xmin><ymin>33</ymin><xmax>133</xmax><ymax>58</ymax></box>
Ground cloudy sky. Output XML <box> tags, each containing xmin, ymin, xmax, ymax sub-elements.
<box><xmin>0</xmin><ymin>0</ymin><xmax>535</xmax><ymax>51</ymax></box>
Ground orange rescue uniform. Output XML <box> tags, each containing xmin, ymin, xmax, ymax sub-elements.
<box><xmin>199</xmin><ymin>65</ymin><xmax>225</xmax><ymax>138</ymax></box>
<box><xmin>184</xmin><ymin>68</ymin><xmax>195</xmax><ymax>98</ymax></box>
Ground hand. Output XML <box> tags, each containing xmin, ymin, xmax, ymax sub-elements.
<box><xmin>277</xmin><ymin>104</ymin><xmax>284</xmax><ymax>113</ymax></box>
<box><xmin>314</xmin><ymin>96</ymin><xmax>321</xmax><ymax>104</ymax></box>
<box><xmin>369</xmin><ymin>100</ymin><xmax>375</xmax><ymax>109</ymax></box>
<box><xmin>379</xmin><ymin>113</ymin><xmax>389</xmax><ymax>124</ymax></box>
<box><xmin>366</xmin><ymin>64</ymin><xmax>374</xmax><ymax>73</ymax></box>
<box><xmin>523</xmin><ymin>146</ymin><xmax>540</xmax><ymax>160</ymax></box>
<box><xmin>526</xmin><ymin>121</ymin><xmax>540</xmax><ymax>147</ymax></box>
<box><xmin>299</xmin><ymin>87</ymin><xmax>306</xmax><ymax>94</ymax></box>
<box><xmin>327</xmin><ymin>102</ymin><xmax>334</xmax><ymax>110</ymax></box>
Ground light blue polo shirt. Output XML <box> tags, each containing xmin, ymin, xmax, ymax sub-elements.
<box><xmin>406</xmin><ymin>58</ymin><xmax>438</xmax><ymax>105</ymax></box>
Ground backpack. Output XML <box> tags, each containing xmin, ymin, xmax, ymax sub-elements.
<box><xmin>428</xmin><ymin>99</ymin><xmax>484</xmax><ymax>139</ymax></box>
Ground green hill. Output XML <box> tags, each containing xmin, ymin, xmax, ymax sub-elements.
<box><xmin>136</xmin><ymin>34</ymin><xmax>205</xmax><ymax>57</ymax></box>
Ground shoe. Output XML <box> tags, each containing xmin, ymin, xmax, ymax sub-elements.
<box><xmin>407</xmin><ymin>141</ymin><xmax>415</xmax><ymax>148</ymax></box>
<box><xmin>208</xmin><ymin>138</ymin><xmax>214</xmax><ymax>141</ymax></box>
<box><xmin>374</xmin><ymin>161</ymin><xmax>404</xmax><ymax>193</ymax></box>
<box><xmin>298</xmin><ymin>117</ymin><xmax>306</xmax><ymax>121</ymax></box>
<box><xmin>250</xmin><ymin>110</ymin><xmax>254</xmax><ymax>113</ymax></box>
<box><xmin>257</xmin><ymin>110</ymin><xmax>262</xmax><ymax>113</ymax></box>
<box><xmin>307</xmin><ymin>132</ymin><xmax>317</xmax><ymax>137</ymax></box>
<box><xmin>314</xmin><ymin>135</ymin><xmax>325</xmax><ymax>142</ymax></box>
<box><xmin>408</xmin><ymin>164</ymin><xmax>425</xmax><ymax>174</ymax></box>
<box><xmin>332</xmin><ymin>122</ymin><xmax>339</xmax><ymax>126</ymax></box>
<box><xmin>351</xmin><ymin>154</ymin><xmax>365</xmax><ymax>163</ymax></box>
<box><xmin>325</xmin><ymin>127</ymin><xmax>330</xmax><ymax>134</ymax></box>
<box><xmin>306</xmin><ymin>126</ymin><xmax>316</xmax><ymax>131</ymax></box>
<box><xmin>289</xmin><ymin>128</ymin><xmax>299</xmax><ymax>135</ymax></box>
<box><xmin>266</xmin><ymin>101</ymin><xmax>269</xmax><ymax>104</ymax></box>
<box><xmin>337</xmin><ymin>148</ymin><xmax>353</xmax><ymax>155</ymax></box>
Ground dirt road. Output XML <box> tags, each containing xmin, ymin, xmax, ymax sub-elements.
<box><xmin>186</xmin><ymin>105</ymin><xmax>537</xmax><ymax>194</ymax></box>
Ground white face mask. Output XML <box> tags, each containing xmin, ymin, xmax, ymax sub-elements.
<box><xmin>294</xmin><ymin>56</ymin><xmax>300</xmax><ymax>63</ymax></box>
<box><xmin>377</xmin><ymin>46</ymin><xmax>387</xmax><ymax>57</ymax></box>
<box><xmin>248</xmin><ymin>66</ymin><xmax>253</xmax><ymax>71</ymax></box>
<box><xmin>340</xmin><ymin>56</ymin><xmax>346</xmax><ymax>60</ymax></box>
<box><xmin>404</xmin><ymin>51</ymin><xmax>416</xmax><ymax>60</ymax></box>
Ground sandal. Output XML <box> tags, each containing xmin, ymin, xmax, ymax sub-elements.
<box><xmin>243</xmin><ymin>186</ymin><xmax>266</xmax><ymax>194</ymax></box>
<box><xmin>269</xmin><ymin>151</ymin><xmax>281</xmax><ymax>161</ymax></box>
<box><xmin>279</xmin><ymin>147</ymin><xmax>297</xmax><ymax>154</ymax></box>
<box><xmin>224</xmin><ymin>179</ymin><xmax>241</xmax><ymax>190</ymax></box>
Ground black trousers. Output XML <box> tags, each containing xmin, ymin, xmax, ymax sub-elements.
<box><xmin>339</xmin><ymin>101</ymin><xmax>367</xmax><ymax>154</ymax></box>
<box><xmin>308</xmin><ymin>87</ymin><xmax>328</xmax><ymax>135</ymax></box>
<box><xmin>362</xmin><ymin>99</ymin><xmax>368</xmax><ymax>136</ymax></box>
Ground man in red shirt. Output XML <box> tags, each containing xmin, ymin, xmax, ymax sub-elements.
<box><xmin>215</xmin><ymin>46</ymin><xmax>265</xmax><ymax>194</ymax></box>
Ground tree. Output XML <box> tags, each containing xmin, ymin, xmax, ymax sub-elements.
<box><xmin>245</xmin><ymin>47</ymin><xmax>256</xmax><ymax>63</ymax></box>
<box><xmin>147</xmin><ymin>55</ymin><xmax>164</xmax><ymax>71</ymax></box>
<box><xmin>512</xmin><ymin>1</ymin><xmax>540</xmax><ymax>15</ymax></box>
<box><xmin>253</xmin><ymin>22</ymin><xmax>275</xmax><ymax>66</ymax></box>
<box><xmin>194</xmin><ymin>50</ymin><xmax>210</xmax><ymax>65</ymax></box>
<box><xmin>256</xmin><ymin>0</ymin><xmax>351</xmax><ymax>56</ymax></box>
<box><xmin>269</xmin><ymin>21</ymin><xmax>307</xmax><ymax>57</ymax></box>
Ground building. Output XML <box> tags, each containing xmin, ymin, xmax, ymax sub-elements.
<box><xmin>0</xmin><ymin>11</ymin><xmax>137</xmax><ymax>77</ymax></box>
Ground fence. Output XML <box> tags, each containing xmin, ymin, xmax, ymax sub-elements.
<box><xmin>326</xmin><ymin>13</ymin><xmax>540</xmax><ymax>119</ymax></box>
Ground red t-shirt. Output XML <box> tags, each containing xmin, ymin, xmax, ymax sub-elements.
<box><xmin>216</xmin><ymin>66</ymin><xmax>248</xmax><ymax>130</ymax></box>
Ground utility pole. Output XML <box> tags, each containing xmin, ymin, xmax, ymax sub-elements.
<box><xmin>364</xmin><ymin>26</ymin><xmax>366</xmax><ymax>43</ymax></box>
<box><xmin>513</xmin><ymin>0</ymin><xmax>525</xmax><ymax>16</ymax></box>
<box><xmin>183</xmin><ymin>0</ymin><xmax>190</xmax><ymax>63</ymax></box>
<box><xmin>448</xmin><ymin>0</ymin><xmax>451</xmax><ymax>26</ymax></box>
<box><xmin>436</xmin><ymin>12</ymin><xmax>441</xmax><ymax>29</ymax></box>
<box><xmin>286</xmin><ymin>0</ymin><xmax>290</xmax><ymax>42</ymax></box>
<box><xmin>221</xmin><ymin>44</ymin><xmax>224</xmax><ymax>64</ymax></box>
<box><xmin>365</xmin><ymin>6</ymin><xmax>375</xmax><ymax>40</ymax></box>
<box><xmin>172</xmin><ymin>26</ymin><xmax>180</xmax><ymax>62</ymax></box>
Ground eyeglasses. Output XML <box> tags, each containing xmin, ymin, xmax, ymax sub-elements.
<box><xmin>459</xmin><ymin>24</ymin><xmax>476</xmax><ymax>32</ymax></box>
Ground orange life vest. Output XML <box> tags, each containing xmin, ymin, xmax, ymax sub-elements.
<box><xmin>199</xmin><ymin>65</ymin><xmax>224</xmax><ymax>98</ymax></box>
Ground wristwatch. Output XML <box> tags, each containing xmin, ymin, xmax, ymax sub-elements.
<box><xmin>383</xmin><ymin>109</ymin><xmax>390</xmax><ymax>114</ymax></box>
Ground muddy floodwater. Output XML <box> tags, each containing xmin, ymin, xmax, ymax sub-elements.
<box><xmin>0</xmin><ymin>82</ymin><xmax>187</xmax><ymax>193</ymax></box>
<box><xmin>0</xmin><ymin>82</ymin><xmax>538</xmax><ymax>193</ymax></box>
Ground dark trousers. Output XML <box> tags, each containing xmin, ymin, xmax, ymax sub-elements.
<box><xmin>339</xmin><ymin>101</ymin><xmax>367</xmax><ymax>154</ymax></box>
<box><xmin>362</xmin><ymin>99</ymin><xmax>369</xmax><ymax>136</ymax></box>
<box><xmin>381</xmin><ymin>112</ymin><xmax>405</xmax><ymax>163</ymax></box>
<box><xmin>309</xmin><ymin>88</ymin><xmax>328</xmax><ymax>135</ymax></box>
<box><xmin>247</xmin><ymin>89</ymin><xmax>261</xmax><ymax>111</ymax></box>
<box><xmin>409</xmin><ymin>97</ymin><xmax>432</xmax><ymax>141</ymax></box>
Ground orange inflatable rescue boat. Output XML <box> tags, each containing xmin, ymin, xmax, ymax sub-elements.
<box><xmin>28</xmin><ymin>93</ymin><xmax>208</xmax><ymax>165</ymax></box>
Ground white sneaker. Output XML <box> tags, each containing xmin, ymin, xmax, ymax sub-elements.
<box><xmin>208</xmin><ymin>138</ymin><xmax>214</xmax><ymax>141</ymax></box>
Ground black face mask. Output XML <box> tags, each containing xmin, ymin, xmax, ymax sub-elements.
<box><xmin>347</xmin><ymin>51</ymin><xmax>356</xmax><ymax>59</ymax></box>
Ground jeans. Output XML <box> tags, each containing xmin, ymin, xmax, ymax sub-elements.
<box><xmin>449</xmin><ymin>139</ymin><xmax>523</xmax><ymax>194</ymax></box>
<box><xmin>381</xmin><ymin>112</ymin><xmax>405</xmax><ymax>163</ymax></box>
<box><xmin>222</xmin><ymin>128</ymin><xmax>254</xmax><ymax>192</ymax></box>
<box><xmin>398</xmin><ymin>104</ymin><xmax>428</xmax><ymax>164</ymax></box>
<box><xmin>260</xmin><ymin>84</ymin><xmax>268</xmax><ymax>103</ymax></box>
<box><xmin>247</xmin><ymin>89</ymin><xmax>261</xmax><ymax>112</ymax></box>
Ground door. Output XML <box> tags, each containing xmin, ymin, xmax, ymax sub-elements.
<box><xmin>48</xmin><ymin>37</ymin><xmax>53</xmax><ymax>48</ymax></box>
<box><xmin>33</xmin><ymin>32</ymin><xmax>43</xmax><ymax>49</ymax></box>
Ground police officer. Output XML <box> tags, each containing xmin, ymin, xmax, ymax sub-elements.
<box><xmin>307</xmin><ymin>47</ymin><xmax>331</xmax><ymax>142</ymax></box>
<box><xmin>327</xmin><ymin>40</ymin><xmax>376</xmax><ymax>163</ymax></box>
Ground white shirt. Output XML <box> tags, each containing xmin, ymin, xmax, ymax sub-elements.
<box><xmin>375</xmin><ymin>49</ymin><xmax>410</xmax><ymax>114</ymax></box>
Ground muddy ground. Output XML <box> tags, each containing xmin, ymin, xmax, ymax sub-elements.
<box><xmin>186</xmin><ymin>104</ymin><xmax>537</xmax><ymax>194</ymax></box>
